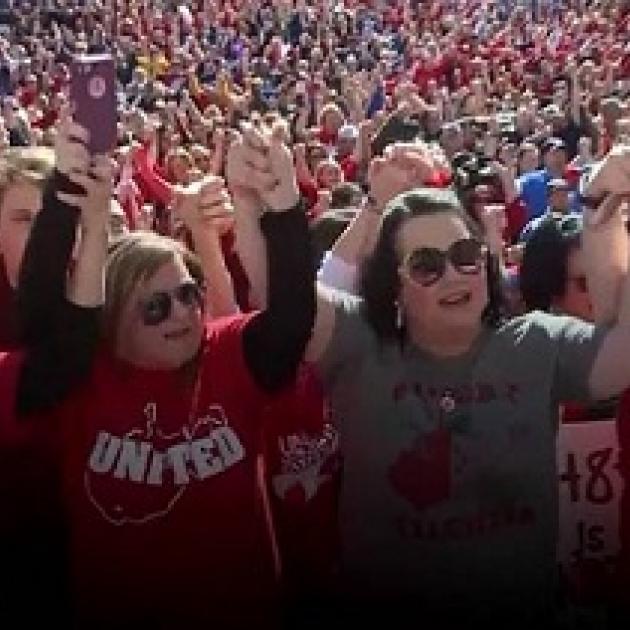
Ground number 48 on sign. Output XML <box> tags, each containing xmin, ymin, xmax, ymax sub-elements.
<box><xmin>557</xmin><ymin>421</ymin><xmax>623</xmax><ymax>567</ymax></box>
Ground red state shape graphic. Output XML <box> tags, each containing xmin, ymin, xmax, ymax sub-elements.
<box><xmin>388</xmin><ymin>427</ymin><xmax>452</xmax><ymax>511</ymax></box>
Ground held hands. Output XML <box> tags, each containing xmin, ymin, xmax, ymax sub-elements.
<box><xmin>582</xmin><ymin>145</ymin><xmax>630</xmax><ymax>203</ymax></box>
<box><xmin>367</xmin><ymin>142</ymin><xmax>440</xmax><ymax>211</ymax></box>
<box><xmin>225</xmin><ymin>120</ymin><xmax>300</xmax><ymax>214</ymax></box>
<box><xmin>173</xmin><ymin>175</ymin><xmax>235</xmax><ymax>238</ymax></box>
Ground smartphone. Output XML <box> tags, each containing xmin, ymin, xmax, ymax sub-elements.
<box><xmin>370</xmin><ymin>113</ymin><xmax>422</xmax><ymax>157</ymax></box>
<box><xmin>70</xmin><ymin>53</ymin><xmax>117</xmax><ymax>154</ymax></box>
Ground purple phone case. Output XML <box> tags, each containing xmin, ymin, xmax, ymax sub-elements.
<box><xmin>69</xmin><ymin>54</ymin><xmax>117</xmax><ymax>154</ymax></box>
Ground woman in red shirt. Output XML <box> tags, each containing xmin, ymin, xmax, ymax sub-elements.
<box><xmin>5</xmin><ymin>120</ymin><xmax>315</xmax><ymax>626</ymax></box>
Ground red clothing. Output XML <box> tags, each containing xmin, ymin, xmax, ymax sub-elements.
<box><xmin>0</xmin><ymin>265</ymin><xmax>18</xmax><ymax>351</ymax></box>
<box><xmin>261</xmin><ymin>365</ymin><xmax>340</xmax><ymax>594</ymax></box>
<box><xmin>132</xmin><ymin>142</ymin><xmax>173</xmax><ymax>207</ymax></box>
<box><xmin>616</xmin><ymin>391</ymin><xmax>630</xmax><ymax>594</ymax></box>
<box><xmin>4</xmin><ymin>316</ymin><xmax>282</xmax><ymax>625</ymax></box>
<box><xmin>339</xmin><ymin>154</ymin><xmax>359</xmax><ymax>183</ymax></box>
<box><xmin>504</xmin><ymin>197</ymin><xmax>528</xmax><ymax>244</ymax></box>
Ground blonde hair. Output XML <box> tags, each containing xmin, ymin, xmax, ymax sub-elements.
<box><xmin>103</xmin><ymin>231</ymin><xmax>203</xmax><ymax>344</ymax></box>
<box><xmin>0</xmin><ymin>147</ymin><xmax>55</xmax><ymax>211</ymax></box>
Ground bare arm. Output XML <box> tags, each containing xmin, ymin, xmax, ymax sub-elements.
<box><xmin>587</xmin><ymin>196</ymin><xmax>630</xmax><ymax>399</ymax></box>
<box><xmin>174</xmin><ymin>177</ymin><xmax>239</xmax><ymax>318</ymax></box>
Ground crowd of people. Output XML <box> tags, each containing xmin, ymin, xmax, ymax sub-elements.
<box><xmin>1</xmin><ymin>0</ymin><xmax>630</xmax><ymax>627</ymax></box>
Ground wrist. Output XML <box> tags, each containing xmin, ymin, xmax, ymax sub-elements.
<box><xmin>79</xmin><ymin>219</ymin><xmax>110</xmax><ymax>248</ymax></box>
<box><xmin>363</xmin><ymin>193</ymin><xmax>383</xmax><ymax>217</ymax></box>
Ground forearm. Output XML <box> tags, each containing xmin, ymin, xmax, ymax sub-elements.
<box><xmin>331</xmin><ymin>204</ymin><xmax>381</xmax><ymax>265</ymax></box>
<box><xmin>208</xmin><ymin>144</ymin><xmax>224</xmax><ymax>177</ymax></box>
<box><xmin>191</xmin><ymin>229</ymin><xmax>238</xmax><ymax>317</ymax></box>
<box><xmin>234</xmin><ymin>203</ymin><xmax>268</xmax><ymax>309</ymax></box>
<box><xmin>134</xmin><ymin>146</ymin><xmax>175</xmax><ymax>206</ymax></box>
<box><xmin>243</xmin><ymin>202</ymin><xmax>315</xmax><ymax>391</ymax></box>
<box><xmin>582</xmin><ymin>214</ymin><xmax>628</xmax><ymax>325</ymax></box>
<box><xmin>17</xmin><ymin>171</ymin><xmax>79</xmax><ymax>346</ymax></box>
<box><xmin>589</xmin><ymin>248</ymin><xmax>630</xmax><ymax>399</ymax></box>
<box><xmin>67</xmin><ymin>222</ymin><xmax>108</xmax><ymax>308</ymax></box>
<box><xmin>16</xmin><ymin>302</ymin><xmax>101</xmax><ymax>417</ymax></box>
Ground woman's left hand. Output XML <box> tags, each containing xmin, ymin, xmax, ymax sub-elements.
<box><xmin>174</xmin><ymin>176</ymin><xmax>235</xmax><ymax>237</ymax></box>
<box><xmin>57</xmin><ymin>154</ymin><xmax>114</xmax><ymax>232</ymax></box>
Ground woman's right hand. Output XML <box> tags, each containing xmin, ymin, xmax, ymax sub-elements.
<box><xmin>55</xmin><ymin>114</ymin><xmax>113</xmax><ymax>231</ymax></box>
<box><xmin>367</xmin><ymin>142</ymin><xmax>436</xmax><ymax>211</ymax></box>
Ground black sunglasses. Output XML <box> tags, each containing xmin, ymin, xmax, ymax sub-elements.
<box><xmin>402</xmin><ymin>238</ymin><xmax>488</xmax><ymax>287</ymax></box>
<box><xmin>138</xmin><ymin>281</ymin><xmax>204</xmax><ymax>327</ymax></box>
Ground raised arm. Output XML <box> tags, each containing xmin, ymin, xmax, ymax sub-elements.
<box><xmin>582</xmin><ymin>157</ymin><xmax>630</xmax><ymax>398</ymax></box>
<box><xmin>173</xmin><ymin>176</ymin><xmax>238</xmax><ymax>318</ymax></box>
<box><xmin>16</xmin><ymin>118</ymin><xmax>111</xmax><ymax>416</ymax></box>
<box><xmin>225</xmin><ymin>121</ymin><xmax>318</xmax><ymax>390</ymax></box>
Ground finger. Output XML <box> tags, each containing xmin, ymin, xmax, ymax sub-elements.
<box><xmin>66</xmin><ymin>171</ymin><xmax>92</xmax><ymax>193</ymax></box>
<box><xmin>64</xmin><ymin>120</ymin><xmax>90</xmax><ymax>146</ymax></box>
<box><xmin>242</xmin><ymin>146</ymin><xmax>270</xmax><ymax>172</ymax></box>
<box><xmin>244</xmin><ymin>166</ymin><xmax>277</xmax><ymax>191</ymax></box>
<box><xmin>60</xmin><ymin>143</ymin><xmax>91</xmax><ymax>172</ymax></box>
<box><xmin>240</xmin><ymin>121</ymin><xmax>269</xmax><ymax>153</ymax></box>
<box><xmin>88</xmin><ymin>163</ymin><xmax>114</xmax><ymax>183</ymax></box>
<box><xmin>199</xmin><ymin>189</ymin><xmax>231</xmax><ymax>209</ymax></box>
<box><xmin>588</xmin><ymin>193</ymin><xmax>626</xmax><ymax>227</ymax></box>
<box><xmin>56</xmin><ymin>191</ymin><xmax>83</xmax><ymax>208</ymax></box>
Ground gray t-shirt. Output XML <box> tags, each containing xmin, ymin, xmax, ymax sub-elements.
<box><xmin>318</xmin><ymin>292</ymin><xmax>606</xmax><ymax>615</ymax></box>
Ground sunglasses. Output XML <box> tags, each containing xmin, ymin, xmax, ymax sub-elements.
<box><xmin>402</xmin><ymin>238</ymin><xmax>488</xmax><ymax>287</ymax></box>
<box><xmin>138</xmin><ymin>281</ymin><xmax>203</xmax><ymax>327</ymax></box>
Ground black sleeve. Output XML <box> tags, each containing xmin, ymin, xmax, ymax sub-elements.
<box><xmin>15</xmin><ymin>170</ymin><xmax>101</xmax><ymax>417</ymax></box>
<box><xmin>18</xmin><ymin>170</ymin><xmax>78</xmax><ymax>346</ymax></box>
<box><xmin>242</xmin><ymin>201</ymin><xmax>316</xmax><ymax>392</ymax></box>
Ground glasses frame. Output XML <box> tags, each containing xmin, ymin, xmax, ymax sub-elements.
<box><xmin>400</xmin><ymin>238</ymin><xmax>488</xmax><ymax>288</ymax></box>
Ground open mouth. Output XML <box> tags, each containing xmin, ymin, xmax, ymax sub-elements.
<box><xmin>163</xmin><ymin>327</ymin><xmax>191</xmax><ymax>341</ymax></box>
<box><xmin>438</xmin><ymin>291</ymin><xmax>472</xmax><ymax>307</ymax></box>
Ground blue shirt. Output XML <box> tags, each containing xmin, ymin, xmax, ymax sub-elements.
<box><xmin>518</xmin><ymin>169</ymin><xmax>582</xmax><ymax>220</ymax></box>
<box><xmin>517</xmin><ymin>169</ymin><xmax>551</xmax><ymax>220</ymax></box>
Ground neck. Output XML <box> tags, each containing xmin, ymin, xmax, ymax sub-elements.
<box><xmin>407</xmin><ymin>321</ymin><xmax>483</xmax><ymax>359</ymax></box>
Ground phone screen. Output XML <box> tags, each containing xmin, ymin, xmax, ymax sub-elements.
<box><xmin>70</xmin><ymin>54</ymin><xmax>117</xmax><ymax>154</ymax></box>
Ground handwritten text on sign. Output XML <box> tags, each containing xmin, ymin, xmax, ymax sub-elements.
<box><xmin>557</xmin><ymin>420</ymin><xmax>623</xmax><ymax>567</ymax></box>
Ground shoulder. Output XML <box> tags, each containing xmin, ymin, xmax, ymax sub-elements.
<box><xmin>204</xmin><ymin>312</ymin><xmax>257</xmax><ymax>347</ymax></box>
<box><xmin>496</xmin><ymin>311</ymin><xmax>595</xmax><ymax>345</ymax></box>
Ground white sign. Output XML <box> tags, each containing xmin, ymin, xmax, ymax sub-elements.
<box><xmin>557</xmin><ymin>420</ymin><xmax>623</xmax><ymax>568</ymax></box>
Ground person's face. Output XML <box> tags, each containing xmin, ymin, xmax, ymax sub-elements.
<box><xmin>397</xmin><ymin>213</ymin><xmax>488</xmax><ymax>340</ymax></box>
<box><xmin>549</xmin><ymin>188</ymin><xmax>570</xmax><ymax>213</ymax></box>
<box><xmin>116</xmin><ymin>256</ymin><xmax>205</xmax><ymax>370</ymax></box>
<box><xmin>520</xmin><ymin>146</ymin><xmax>540</xmax><ymax>173</ymax></box>
<box><xmin>170</xmin><ymin>156</ymin><xmax>191</xmax><ymax>184</ymax></box>
<box><xmin>323</xmin><ymin>109</ymin><xmax>343</xmax><ymax>133</ymax></box>
<box><xmin>317</xmin><ymin>162</ymin><xmax>343</xmax><ymax>189</ymax></box>
<box><xmin>544</xmin><ymin>147</ymin><xmax>567</xmax><ymax>173</ymax></box>
<box><xmin>0</xmin><ymin>180</ymin><xmax>42</xmax><ymax>287</ymax></box>
<box><xmin>555</xmin><ymin>246</ymin><xmax>593</xmax><ymax>321</ymax></box>
<box><xmin>336</xmin><ymin>136</ymin><xmax>355</xmax><ymax>158</ymax></box>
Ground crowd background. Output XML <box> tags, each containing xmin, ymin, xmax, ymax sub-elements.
<box><xmin>1</xmin><ymin>0</ymin><xmax>630</xmax><ymax>628</ymax></box>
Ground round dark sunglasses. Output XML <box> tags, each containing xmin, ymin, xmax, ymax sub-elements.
<box><xmin>138</xmin><ymin>281</ymin><xmax>204</xmax><ymax>327</ymax></box>
<box><xmin>402</xmin><ymin>238</ymin><xmax>488</xmax><ymax>287</ymax></box>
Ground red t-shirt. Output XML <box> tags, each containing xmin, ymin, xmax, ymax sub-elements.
<box><xmin>5</xmin><ymin>316</ymin><xmax>282</xmax><ymax>625</ymax></box>
<box><xmin>260</xmin><ymin>364</ymin><xmax>340</xmax><ymax>594</ymax></box>
<box><xmin>0</xmin><ymin>265</ymin><xmax>18</xmax><ymax>352</ymax></box>
<box><xmin>616</xmin><ymin>390</ymin><xmax>630</xmax><ymax>593</ymax></box>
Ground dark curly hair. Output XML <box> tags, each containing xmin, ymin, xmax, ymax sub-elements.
<box><xmin>359</xmin><ymin>188</ymin><xmax>506</xmax><ymax>344</ymax></box>
<box><xmin>519</xmin><ymin>215</ymin><xmax>582</xmax><ymax>312</ymax></box>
